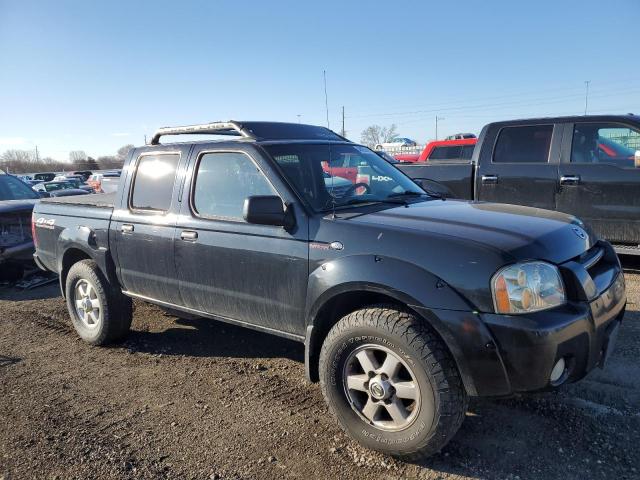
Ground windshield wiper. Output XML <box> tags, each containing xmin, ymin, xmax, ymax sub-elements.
<box><xmin>388</xmin><ymin>190</ymin><xmax>444</xmax><ymax>200</ymax></box>
<box><xmin>326</xmin><ymin>197</ymin><xmax>409</xmax><ymax>210</ymax></box>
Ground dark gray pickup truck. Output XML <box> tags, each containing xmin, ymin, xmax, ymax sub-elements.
<box><xmin>398</xmin><ymin>115</ymin><xmax>640</xmax><ymax>255</ymax></box>
<box><xmin>32</xmin><ymin>121</ymin><xmax>626</xmax><ymax>459</ymax></box>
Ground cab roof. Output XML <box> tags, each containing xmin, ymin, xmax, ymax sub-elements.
<box><xmin>150</xmin><ymin>121</ymin><xmax>349</xmax><ymax>145</ymax></box>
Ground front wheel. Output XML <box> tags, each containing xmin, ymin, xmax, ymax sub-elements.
<box><xmin>319</xmin><ymin>305</ymin><xmax>467</xmax><ymax>459</ymax></box>
<box><xmin>65</xmin><ymin>259</ymin><xmax>132</xmax><ymax>345</ymax></box>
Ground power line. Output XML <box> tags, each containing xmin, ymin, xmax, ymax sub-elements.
<box><xmin>345</xmin><ymin>83</ymin><xmax>640</xmax><ymax>120</ymax></box>
<box><xmin>342</xmin><ymin>77</ymin><xmax>640</xmax><ymax>117</ymax></box>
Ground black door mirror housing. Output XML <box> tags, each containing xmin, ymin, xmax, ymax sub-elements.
<box><xmin>243</xmin><ymin>196</ymin><xmax>293</xmax><ymax>228</ymax></box>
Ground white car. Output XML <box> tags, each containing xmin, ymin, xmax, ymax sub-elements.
<box><xmin>374</xmin><ymin>137</ymin><xmax>417</xmax><ymax>150</ymax></box>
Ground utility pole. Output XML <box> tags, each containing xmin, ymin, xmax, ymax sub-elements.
<box><xmin>435</xmin><ymin>115</ymin><xmax>445</xmax><ymax>140</ymax></box>
<box><xmin>296</xmin><ymin>114</ymin><xmax>302</xmax><ymax>124</ymax></box>
<box><xmin>584</xmin><ymin>80</ymin><xmax>591</xmax><ymax>115</ymax></box>
<box><xmin>341</xmin><ymin>106</ymin><xmax>345</xmax><ymax>137</ymax></box>
<box><xmin>323</xmin><ymin>70</ymin><xmax>330</xmax><ymax>128</ymax></box>
<box><xmin>34</xmin><ymin>145</ymin><xmax>39</xmax><ymax>161</ymax></box>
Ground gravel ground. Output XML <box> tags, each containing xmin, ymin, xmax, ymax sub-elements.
<box><xmin>0</xmin><ymin>259</ymin><xmax>639</xmax><ymax>480</ymax></box>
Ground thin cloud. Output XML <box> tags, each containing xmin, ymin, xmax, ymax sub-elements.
<box><xmin>0</xmin><ymin>137</ymin><xmax>29</xmax><ymax>146</ymax></box>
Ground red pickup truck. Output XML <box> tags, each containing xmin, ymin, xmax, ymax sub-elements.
<box><xmin>395</xmin><ymin>138</ymin><xmax>477</xmax><ymax>163</ymax></box>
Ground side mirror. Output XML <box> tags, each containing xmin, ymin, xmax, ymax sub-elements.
<box><xmin>635</xmin><ymin>150</ymin><xmax>640</xmax><ymax>168</ymax></box>
<box><xmin>243</xmin><ymin>196</ymin><xmax>293</xmax><ymax>228</ymax></box>
<box><xmin>38</xmin><ymin>191</ymin><xmax>51</xmax><ymax>198</ymax></box>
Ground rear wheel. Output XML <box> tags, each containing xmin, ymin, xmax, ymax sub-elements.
<box><xmin>65</xmin><ymin>259</ymin><xmax>132</xmax><ymax>345</ymax></box>
<box><xmin>319</xmin><ymin>305</ymin><xmax>467</xmax><ymax>459</ymax></box>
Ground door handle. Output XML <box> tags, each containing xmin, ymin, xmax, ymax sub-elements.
<box><xmin>481</xmin><ymin>174</ymin><xmax>498</xmax><ymax>184</ymax></box>
<box><xmin>560</xmin><ymin>175</ymin><xmax>581</xmax><ymax>186</ymax></box>
<box><xmin>180</xmin><ymin>230</ymin><xmax>198</xmax><ymax>241</ymax></box>
<box><xmin>121</xmin><ymin>224</ymin><xmax>134</xmax><ymax>233</ymax></box>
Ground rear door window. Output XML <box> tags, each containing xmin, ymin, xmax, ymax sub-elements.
<box><xmin>493</xmin><ymin>125</ymin><xmax>553</xmax><ymax>163</ymax></box>
<box><xmin>130</xmin><ymin>153</ymin><xmax>180</xmax><ymax>211</ymax></box>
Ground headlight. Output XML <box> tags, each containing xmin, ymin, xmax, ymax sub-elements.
<box><xmin>491</xmin><ymin>261</ymin><xmax>565</xmax><ymax>314</ymax></box>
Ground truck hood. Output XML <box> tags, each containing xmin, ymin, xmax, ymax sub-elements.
<box><xmin>348</xmin><ymin>200</ymin><xmax>594</xmax><ymax>264</ymax></box>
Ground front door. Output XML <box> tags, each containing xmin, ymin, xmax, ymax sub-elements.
<box><xmin>556</xmin><ymin>121</ymin><xmax>640</xmax><ymax>246</ymax></box>
<box><xmin>175</xmin><ymin>146</ymin><xmax>309</xmax><ymax>336</ymax></box>
<box><xmin>476</xmin><ymin>123</ymin><xmax>561</xmax><ymax>211</ymax></box>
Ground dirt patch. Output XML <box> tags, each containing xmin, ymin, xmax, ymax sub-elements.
<box><xmin>0</xmin><ymin>265</ymin><xmax>639</xmax><ymax>480</ymax></box>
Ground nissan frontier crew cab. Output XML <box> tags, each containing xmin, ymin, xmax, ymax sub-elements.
<box><xmin>32</xmin><ymin>121</ymin><xmax>626</xmax><ymax>459</ymax></box>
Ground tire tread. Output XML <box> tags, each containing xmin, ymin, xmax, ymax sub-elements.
<box><xmin>319</xmin><ymin>304</ymin><xmax>468</xmax><ymax>460</ymax></box>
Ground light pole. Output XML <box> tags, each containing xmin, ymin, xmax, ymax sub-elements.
<box><xmin>435</xmin><ymin>115</ymin><xmax>445</xmax><ymax>140</ymax></box>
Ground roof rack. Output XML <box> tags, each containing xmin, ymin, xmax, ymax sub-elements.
<box><xmin>149</xmin><ymin>121</ymin><xmax>253</xmax><ymax>145</ymax></box>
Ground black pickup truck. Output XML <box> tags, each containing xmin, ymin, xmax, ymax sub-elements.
<box><xmin>398</xmin><ymin>115</ymin><xmax>640</xmax><ymax>255</ymax></box>
<box><xmin>32</xmin><ymin>121</ymin><xmax>626</xmax><ymax>459</ymax></box>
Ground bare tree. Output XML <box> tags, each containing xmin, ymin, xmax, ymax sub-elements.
<box><xmin>1</xmin><ymin>149</ymin><xmax>34</xmax><ymax>163</ymax></box>
<box><xmin>69</xmin><ymin>150</ymin><xmax>88</xmax><ymax>162</ymax></box>
<box><xmin>97</xmin><ymin>155</ymin><xmax>122</xmax><ymax>170</ymax></box>
<box><xmin>360</xmin><ymin>124</ymin><xmax>398</xmax><ymax>147</ymax></box>
<box><xmin>116</xmin><ymin>144</ymin><xmax>135</xmax><ymax>162</ymax></box>
<box><xmin>0</xmin><ymin>150</ymin><xmax>67</xmax><ymax>174</ymax></box>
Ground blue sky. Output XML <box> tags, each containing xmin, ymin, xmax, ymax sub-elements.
<box><xmin>1</xmin><ymin>0</ymin><xmax>639</xmax><ymax>160</ymax></box>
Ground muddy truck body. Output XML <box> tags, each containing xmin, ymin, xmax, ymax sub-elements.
<box><xmin>32</xmin><ymin>121</ymin><xmax>626</xmax><ymax>458</ymax></box>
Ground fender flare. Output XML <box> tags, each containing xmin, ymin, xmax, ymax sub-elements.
<box><xmin>56</xmin><ymin>226</ymin><xmax>119</xmax><ymax>296</ymax></box>
<box><xmin>302</xmin><ymin>254</ymin><xmax>478</xmax><ymax>387</ymax></box>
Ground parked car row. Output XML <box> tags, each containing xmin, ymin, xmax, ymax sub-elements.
<box><xmin>0</xmin><ymin>168</ymin><xmax>122</xmax><ymax>280</ymax></box>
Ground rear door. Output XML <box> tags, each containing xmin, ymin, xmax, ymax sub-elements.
<box><xmin>556</xmin><ymin>121</ymin><xmax>640</xmax><ymax>246</ymax></box>
<box><xmin>175</xmin><ymin>145</ymin><xmax>309</xmax><ymax>336</ymax></box>
<box><xmin>476</xmin><ymin>123</ymin><xmax>561</xmax><ymax>210</ymax></box>
<box><xmin>111</xmin><ymin>145</ymin><xmax>190</xmax><ymax>304</ymax></box>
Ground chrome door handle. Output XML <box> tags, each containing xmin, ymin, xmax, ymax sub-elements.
<box><xmin>180</xmin><ymin>230</ymin><xmax>198</xmax><ymax>241</ymax></box>
<box><xmin>560</xmin><ymin>175</ymin><xmax>581</xmax><ymax>186</ymax></box>
<box><xmin>481</xmin><ymin>174</ymin><xmax>498</xmax><ymax>184</ymax></box>
<box><xmin>121</xmin><ymin>224</ymin><xmax>134</xmax><ymax>233</ymax></box>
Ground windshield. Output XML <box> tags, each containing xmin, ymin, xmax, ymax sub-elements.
<box><xmin>263</xmin><ymin>143</ymin><xmax>426</xmax><ymax>211</ymax></box>
<box><xmin>45</xmin><ymin>182</ymin><xmax>74</xmax><ymax>192</ymax></box>
<box><xmin>0</xmin><ymin>175</ymin><xmax>40</xmax><ymax>201</ymax></box>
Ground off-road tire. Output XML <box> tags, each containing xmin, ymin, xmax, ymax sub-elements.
<box><xmin>319</xmin><ymin>304</ymin><xmax>468</xmax><ymax>460</ymax></box>
<box><xmin>65</xmin><ymin>259</ymin><xmax>132</xmax><ymax>345</ymax></box>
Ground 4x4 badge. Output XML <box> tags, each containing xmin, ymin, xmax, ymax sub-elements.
<box><xmin>572</xmin><ymin>227</ymin><xmax>587</xmax><ymax>240</ymax></box>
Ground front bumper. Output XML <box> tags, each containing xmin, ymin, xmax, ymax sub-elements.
<box><xmin>481</xmin><ymin>272</ymin><xmax>626</xmax><ymax>393</ymax></box>
<box><xmin>415</xmin><ymin>270</ymin><xmax>626</xmax><ymax>397</ymax></box>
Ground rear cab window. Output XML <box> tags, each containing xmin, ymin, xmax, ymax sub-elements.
<box><xmin>130</xmin><ymin>153</ymin><xmax>180</xmax><ymax>212</ymax></box>
<box><xmin>493</xmin><ymin>125</ymin><xmax>553</xmax><ymax>163</ymax></box>
<box><xmin>429</xmin><ymin>146</ymin><xmax>463</xmax><ymax>161</ymax></box>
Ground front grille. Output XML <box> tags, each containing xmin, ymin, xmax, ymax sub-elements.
<box><xmin>578</xmin><ymin>245</ymin><xmax>605</xmax><ymax>271</ymax></box>
<box><xmin>562</xmin><ymin>242</ymin><xmax>620</xmax><ymax>301</ymax></box>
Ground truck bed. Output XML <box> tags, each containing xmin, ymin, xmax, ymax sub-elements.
<box><xmin>397</xmin><ymin>162</ymin><xmax>475</xmax><ymax>199</ymax></box>
<box><xmin>40</xmin><ymin>192</ymin><xmax>116</xmax><ymax>209</ymax></box>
